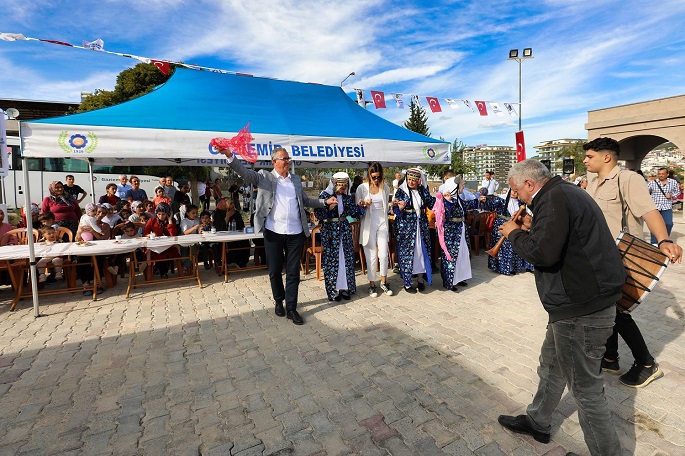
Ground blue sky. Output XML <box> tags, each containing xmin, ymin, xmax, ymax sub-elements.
<box><xmin>2</xmin><ymin>0</ymin><xmax>685</xmax><ymax>154</ymax></box>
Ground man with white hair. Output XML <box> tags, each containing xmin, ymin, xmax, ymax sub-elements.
<box><xmin>116</xmin><ymin>175</ymin><xmax>132</xmax><ymax>200</ymax></box>
<box><xmin>497</xmin><ymin>159</ymin><xmax>625</xmax><ymax>456</ymax></box>
<box><xmin>217</xmin><ymin>146</ymin><xmax>336</xmax><ymax>325</ymax></box>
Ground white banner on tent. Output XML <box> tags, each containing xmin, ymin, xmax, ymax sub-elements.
<box><xmin>22</xmin><ymin>123</ymin><xmax>451</xmax><ymax>165</ymax></box>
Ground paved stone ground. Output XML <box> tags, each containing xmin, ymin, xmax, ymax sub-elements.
<box><xmin>1</xmin><ymin>220</ymin><xmax>684</xmax><ymax>456</ymax></box>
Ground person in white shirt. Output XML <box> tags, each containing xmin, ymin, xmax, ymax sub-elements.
<box><xmin>217</xmin><ymin>146</ymin><xmax>336</xmax><ymax>325</ymax></box>
<box><xmin>481</xmin><ymin>171</ymin><xmax>499</xmax><ymax>195</ymax></box>
<box><xmin>392</xmin><ymin>172</ymin><xmax>402</xmax><ymax>192</ymax></box>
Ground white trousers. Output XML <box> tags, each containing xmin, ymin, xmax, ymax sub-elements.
<box><xmin>363</xmin><ymin>219</ymin><xmax>389</xmax><ymax>281</ymax></box>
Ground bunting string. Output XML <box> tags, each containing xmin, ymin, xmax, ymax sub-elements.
<box><xmin>1</xmin><ymin>32</ymin><xmax>520</xmax><ymax>117</ymax></box>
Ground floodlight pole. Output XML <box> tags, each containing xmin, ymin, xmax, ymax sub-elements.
<box><xmin>507</xmin><ymin>49</ymin><xmax>533</xmax><ymax>131</ymax></box>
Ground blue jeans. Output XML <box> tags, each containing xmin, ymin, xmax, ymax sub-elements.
<box><xmin>526</xmin><ymin>304</ymin><xmax>622</xmax><ymax>456</ymax></box>
<box><xmin>650</xmin><ymin>209</ymin><xmax>673</xmax><ymax>244</ymax></box>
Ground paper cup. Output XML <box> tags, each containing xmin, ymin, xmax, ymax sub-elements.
<box><xmin>115</xmin><ymin>235</ymin><xmax>122</xmax><ymax>241</ymax></box>
<box><xmin>149</xmin><ymin>233</ymin><xmax>156</xmax><ymax>239</ymax></box>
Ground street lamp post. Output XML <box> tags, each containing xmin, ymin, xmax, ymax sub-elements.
<box><xmin>507</xmin><ymin>48</ymin><xmax>533</xmax><ymax>131</ymax></box>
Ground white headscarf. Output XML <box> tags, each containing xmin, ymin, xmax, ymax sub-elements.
<box><xmin>442</xmin><ymin>176</ymin><xmax>462</xmax><ymax>197</ymax></box>
<box><xmin>324</xmin><ymin>172</ymin><xmax>351</xmax><ymax>196</ymax></box>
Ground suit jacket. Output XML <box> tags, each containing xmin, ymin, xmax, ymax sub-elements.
<box><xmin>228</xmin><ymin>158</ymin><xmax>324</xmax><ymax>236</ymax></box>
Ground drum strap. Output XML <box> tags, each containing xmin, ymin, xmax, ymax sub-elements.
<box><xmin>616</xmin><ymin>172</ymin><xmax>629</xmax><ymax>234</ymax></box>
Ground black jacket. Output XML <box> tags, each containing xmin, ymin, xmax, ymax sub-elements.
<box><xmin>509</xmin><ymin>176</ymin><xmax>625</xmax><ymax>322</ymax></box>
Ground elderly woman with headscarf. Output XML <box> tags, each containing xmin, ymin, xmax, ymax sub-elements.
<box><xmin>143</xmin><ymin>202</ymin><xmax>178</xmax><ymax>279</ymax></box>
<box><xmin>314</xmin><ymin>172</ymin><xmax>361</xmax><ymax>301</ymax></box>
<box><xmin>392</xmin><ymin>168</ymin><xmax>435</xmax><ymax>293</ymax></box>
<box><xmin>482</xmin><ymin>188</ymin><xmax>534</xmax><ymax>275</ymax></box>
<box><xmin>41</xmin><ymin>180</ymin><xmax>82</xmax><ymax>235</ymax></box>
<box><xmin>433</xmin><ymin>177</ymin><xmax>483</xmax><ymax>291</ymax></box>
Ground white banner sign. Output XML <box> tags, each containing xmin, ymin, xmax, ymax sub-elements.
<box><xmin>0</xmin><ymin>111</ymin><xmax>9</xmax><ymax>177</ymax></box>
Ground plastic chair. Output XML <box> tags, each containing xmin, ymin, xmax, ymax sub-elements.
<box><xmin>469</xmin><ymin>211</ymin><xmax>492</xmax><ymax>256</ymax></box>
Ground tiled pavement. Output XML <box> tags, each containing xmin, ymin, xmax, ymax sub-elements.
<box><xmin>1</xmin><ymin>220</ymin><xmax>684</xmax><ymax>456</ymax></box>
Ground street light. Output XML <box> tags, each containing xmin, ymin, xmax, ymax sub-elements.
<box><xmin>507</xmin><ymin>48</ymin><xmax>533</xmax><ymax>131</ymax></box>
<box><xmin>340</xmin><ymin>71</ymin><xmax>355</xmax><ymax>87</ymax></box>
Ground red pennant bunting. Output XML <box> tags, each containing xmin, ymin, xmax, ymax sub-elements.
<box><xmin>371</xmin><ymin>91</ymin><xmax>386</xmax><ymax>109</ymax></box>
<box><xmin>515</xmin><ymin>131</ymin><xmax>526</xmax><ymax>162</ymax></box>
<box><xmin>150</xmin><ymin>59</ymin><xmax>170</xmax><ymax>75</ymax></box>
<box><xmin>426</xmin><ymin>97</ymin><xmax>442</xmax><ymax>113</ymax></box>
<box><xmin>39</xmin><ymin>39</ymin><xmax>73</xmax><ymax>47</ymax></box>
<box><xmin>475</xmin><ymin>101</ymin><xmax>488</xmax><ymax>116</ymax></box>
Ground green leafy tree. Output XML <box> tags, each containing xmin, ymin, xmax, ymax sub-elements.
<box><xmin>72</xmin><ymin>63</ymin><xmax>211</xmax><ymax>205</ymax></box>
<box><xmin>554</xmin><ymin>140</ymin><xmax>587</xmax><ymax>176</ymax></box>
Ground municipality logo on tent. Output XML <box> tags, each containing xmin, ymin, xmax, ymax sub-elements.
<box><xmin>58</xmin><ymin>131</ymin><xmax>98</xmax><ymax>154</ymax></box>
<box><xmin>422</xmin><ymin>146</ymin><xmax>440</xmax><ymax>161</ymax></box>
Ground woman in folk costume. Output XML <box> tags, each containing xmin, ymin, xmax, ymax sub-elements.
<box><xmin>355</xmin><ymin>162</ymin><xmax>393</xmax><ymax>297</ymax></box>
<box><xmin>314</xmin><ymin>172</ymin><xmax>361</xmax><ymax>301</ymax></box>
<box><xmin>483</xmin><ymin>188</ymin><xmax>534</xmax><ymax>275</ymax></box>
<box><xmin>392</xmin><ymin>168</ymin><xmax>435</xmax><ymax>293</ymax></box>
<box><xmin>433</xmin><ymin>177</ymin><xmax>483</xmax><ymax>292</ymax></box>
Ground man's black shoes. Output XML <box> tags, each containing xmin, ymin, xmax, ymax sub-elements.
<box><xmin>274</xmin><ymin>301</ymin><xmax>285</xmax><ymax>317</ymax></box>
<box><xmin>286</xmin><ymin>310</ymin><xmax>304</xmax><ymax>325</ymax></box>
<box><xmin>497</xmin><ymin>415</ymin><xmax>550</xmax><ymax>443</ymax></box>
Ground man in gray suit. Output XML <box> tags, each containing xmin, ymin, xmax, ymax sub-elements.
<box><xmin>219</xmin><ymin>146</ymin><xmax>336</xmax><ymax>325</ymax></box>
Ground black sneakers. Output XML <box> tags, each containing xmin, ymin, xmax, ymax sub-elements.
<box><xmin>619</xmin><ymin>362</ymin><xmax>663</xmax><ymax>388</ymax></box>
<box><xmin>497</xmin><ymin>415</ymin><xmax>550</xmax><ymax>443</ymax></box>
<box><xmin>601</xmin><ymin>357</ymin><xmax>620</xmax><ymax>374</ymax></box>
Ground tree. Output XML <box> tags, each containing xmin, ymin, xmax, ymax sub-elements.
<box><xmin>73</xmin><ymin>63</ymin><xmax>211</xmax><ymax>205</ymax></box>
<box><xmin>554</xmin><ymin>140</ymin><xmax>587</xmax><ymax>176</ymax></box>
<box><xmin>403</xmin><ymin>99</ymin><xmax>430</xmax><ymax>137</ymax></box>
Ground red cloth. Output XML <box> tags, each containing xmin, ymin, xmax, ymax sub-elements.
<box><xmin>515</xmin><ymin>130</ymin><xmax>526</xmax><ymax>162</ymax></box>
<box><xmin>143</xmin><ymin>217</ymin><xmax>179</xmax><ymax>261</ymax></box>
<box><xmin>211</xmin><ymin>122</ymin><xmax>258</xmax><ymax>163</ymax></box>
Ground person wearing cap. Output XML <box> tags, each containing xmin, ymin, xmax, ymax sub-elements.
<box><xmin>433</xmin><ymin>177</ymin><xmax>484</xmax><ymax>291</ymax></box>
<box><xmin>314</xmin><ymin>172</ymin><xmax>360</xmax><ymax>301</ymax></box>
<box><xmin>392</xmin><ymin>168</ymin><xmax>435</xmax><ymax>293</ymax></box>
<box><xmin>216</xmin><ymin>146</ymin><xmax>336</xmax><ymax>325</ymax></box>
<box><xmin>142</xmin><ymin>202</ymin><xmax>178</xmax><ymax>279</ymax></box>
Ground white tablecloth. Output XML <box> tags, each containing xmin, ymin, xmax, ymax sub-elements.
<box><xmin>0</xmin><ymin>231</ymin><xmax>265</xmax><ymax>261</ymax></box>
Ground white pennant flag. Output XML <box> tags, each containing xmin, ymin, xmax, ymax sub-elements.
<box><xmin>489</xmin><ymin>102</ymin><xmax>504</xmax><ymax>118</ymax></box>
<box><xmin>445</xmin><ymin>98</ymin><xmax>459</xmax><ymax>109</ymax></box>
<box><xmin>412</xmin><ymin>95</ymin><xmax>421</xmax><ymax>106</ymax></box>
<box><xmin>355</xmin><ymin>89</ymin><xmax>366</xmax><ymax>107</ymax></box>
<box><xmin>461</xmin><ymin>99</ymin><xmax>474</xmax><ymax>112</ymax></box>
<box><xmin>82</xmin><ymin>38</ymin><xmax>104</xmax><ymax>51</ymax></box>
<box><xmin>504</xmin><ymin>103</ymin><xmax>518</xmax><ymax>117</ymax></box>
<box><xmin>392</xmin><ymin>93</ymin><xmax>404</xmax><ymax>109</ymax></box>
<box><xmin>0</xmin><ymin>33</ymin><xmax>27</xmax><ymax>41</ymax></box>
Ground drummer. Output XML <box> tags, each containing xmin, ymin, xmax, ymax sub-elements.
<box><xmin>584</xmin><ymin>137</ymin><xmax>682</xmax><ymax>388</ymax></box>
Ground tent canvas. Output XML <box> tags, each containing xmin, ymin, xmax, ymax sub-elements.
<box><xmin>20</xmin><ymin>67</ymin><xmax>450</xmax><ymax>166</ymax></box>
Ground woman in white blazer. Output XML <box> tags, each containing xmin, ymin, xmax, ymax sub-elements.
<box><xmin>355</xmin><ymin>162</ymin><xmax>393</xmax><ymax>297</ymax></box>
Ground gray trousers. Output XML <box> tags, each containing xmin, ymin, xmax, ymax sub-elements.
<box><xmin>526</xmin><ymin>303</ymin><xmax>622</xmax><ymax>456</ymax></box>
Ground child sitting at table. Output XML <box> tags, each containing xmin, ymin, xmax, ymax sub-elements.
<box><xmin>179</xmin><ymin>205</ymin><xmax>201</xmax><ymax>275</ymax></box>
<box><xmin>79</xmin><ymin>203</ymin><xmax>103</xmax><ymax>242</ymax></box>
<box><xmin>198</xmin><ymin>210</ymin><xmax>214</xmax><ymax>270</ymax></box>
<box><xmin>108</xmin><ymin>221</ymin><xmax>146</xmax><ymax>277</ymax></box>
<box><xmin>36</xmin><ymin>226</ymin><xmax>64</xmax><ymax>282</ymax></box>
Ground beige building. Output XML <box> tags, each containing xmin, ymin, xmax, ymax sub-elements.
<box><xmin>463</xmin><ymin>145</ymin><xmax>516</xmax><ymax>186</ymax></box>
<box><xmin>533</xmin><ymin>138</ymin><xmax>584</xmax><ymax>176</ymax></box>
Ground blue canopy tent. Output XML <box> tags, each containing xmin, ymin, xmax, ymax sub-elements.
<box><xmin>21</xmin><ymin>67</ymin><xmax>450</xmax><ymax>167</ymax></box>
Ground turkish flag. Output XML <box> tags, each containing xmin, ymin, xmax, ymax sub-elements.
<box><xmin>151</xmin><ymin>59</ymin><xmax>170</xmax><ymax>75</ymax></box>
<box><xmin>371</xmin><ymin>91</ymin><xmax>386</xmax><ymax>109</ymax></box>
<box><xmin>475</xmin><ymin>100</ymin><xmax>488</xmax><ymax>116</ymax></box>
<box><xmin>426</xmin><ymin>97</ymin><xmax>442</xmax><ymax>113</ymax></box>
<box><xmin>515</xmin><ymin>130</ymin><xmax>526</xmax><ymax>162</ymax></box>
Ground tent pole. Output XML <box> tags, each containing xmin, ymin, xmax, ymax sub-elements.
<box><xmin>19</xmin><ymin>121</ymin><xmax>40</xmax><ymax>318</ymax></box>
<box><xmin>88</xmin><ymin>158</ymin><xmax>96</xmax><ymax>203</ymax></box>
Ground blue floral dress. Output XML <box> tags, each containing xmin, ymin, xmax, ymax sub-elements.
<box><xmin>483</xmin><ymin>197</ymin><xmax>534</xmax><ymax>275</ymax></box>
<box><xmin>314</xmin><ymin>191</ymin><xmax>360</xmax><ymax>301</ymax></box>
<box><xmin>440</xmin><ymin>197</ymin><xmax>479</xmax><ymax>288</ymax></box>
<box><xmin>393</xmin><ymin>185</ymin><xmax>435</xmax><ymax>288</ymax></box>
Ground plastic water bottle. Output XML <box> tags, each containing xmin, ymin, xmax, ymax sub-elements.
<box><xmin>229</xmin><ymin>221</ymin><xmax>236</xmax><ymax>231</ymax></box>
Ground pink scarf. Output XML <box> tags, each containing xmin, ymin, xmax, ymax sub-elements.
<box><xmin>433</xmin><ymin>193</ymin><xmax>453</xmax><ymax>262</ymax></box>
